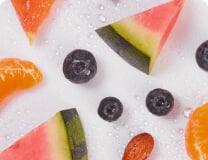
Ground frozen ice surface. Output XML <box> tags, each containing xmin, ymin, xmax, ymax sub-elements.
<box><xmin>0</xmin><ymin>0</ymin><xmax>208</xmax><ymax>160</ymax></box>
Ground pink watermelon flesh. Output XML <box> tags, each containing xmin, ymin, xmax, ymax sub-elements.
<box><xmin>0</xmin><ymin>124</ymin><xmax>54</xmax><ymax>159</ymax></box>
<box><xmin>135</xmin><ymin>0</ymin><xmax>185</xmax><ymax>55</ymax></box>
<box><xmin>96</xmin><ymin>0</ymin><xmax>184</xmax><ymax>73</ymax></box>
<box><xmin>0</xmin><ymin>108</ymin><xmax>88</xmax><ymax>160</ymax></box>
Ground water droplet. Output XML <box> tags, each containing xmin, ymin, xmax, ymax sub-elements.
<box><xmin>124</xmin><ymin>124</ymin><xmax>129</xmax><ymax>129</ymax></box>
<box><xmin>98</xmin><ymin>14</ymin><xmax>106</xmax><ymax>22</ymax></box>
<box><xmin>134</xmin><ymin>95</ymin><xmax>140</xmax><ymax>101</ymax></box>
<box><xmin>17</xmin><ymin>111</ymin><xmax>21</xmax><ymax>115</ymax></box>
<box><xmin>88</xmin><ymin>24</ymin><xmax>93</xmax><ymax>29</ymax></box>
<box><xmin>5</xmin><ymin>135</ymin><xmax>10</xmax><ymax>140</ymax></box>
<box><xmin>129</xmin><ymin>131</ymin><xmax>134</xmax><ymax>137</ymax></box>
<box><xmin>178</xmin><ymin>128</ymin><xmax>184</xmax><ymax>134</ymax></box>
<box><xmin>55</xmin><ymin>52</ymin><xmax>60</xmax><ymax>56</ymax></box>
<box><xmin>87</xmin><ymin>33</ymin><xmax>94</xmax><ymax>39</ymax></box>
<box><xmin>113</xmin><ymin>126</ymin><xmax>120</xmax><ymax>131</ymax></box>
<box><xmin>12</xmin><ymin>40</ymin><xmax>17</xmax><ymax>46</ymax></box>
<box><xmin>173</xmin><ymin>119</ymin><xmax>177</xmax><ymax>123</ymax></box>
<box><xmin>183</xmin><ymin>107</ymin><xmax>192</xmax><ymax>118</ymax></box>
<box><xmin>76</xmin><ymin>25</ymin><xmax>81</xmax><ymax>29</ymax></box>
<box><xmin>98</xmin><ymin>4</ymin><xmax>104</xmax><ymax>10</ymax></box>
<box><xmin>25</xmin><ymin>109</ymin><xmax>30</xmax><ymax>113</ymax></box>
<box><xmin>67</xmin><ymin>3</ymin><xmax>73</xmax><ymax>9</ymax></box>
<box><xmin>108</xmin><ymin>132</ymin><xmax>113</xmax><ymax>136</ymax></box>
<box><xmin>44</xmin><ymin>40</ymin><xmax>49</xmax><ymax>44</ymax></box>
<box><xmin>143</xmin><ymin>120</ymin><xmax>148</xmax><ymax>126</ymax></box>
<box><xmin>115</xmin><ymin>134</ymin><xmax>119</xmax><ymax>138</ymax></box>
<box><xmin>118</xmin><ymin>149</ymin><xmax>122</xmax><ymax>153</ymax></box>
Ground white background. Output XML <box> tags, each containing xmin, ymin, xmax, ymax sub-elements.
<box><xmin>0</xmin><ymin>0</ymin><xmax>208</xmax><ymax>159</ymax></box>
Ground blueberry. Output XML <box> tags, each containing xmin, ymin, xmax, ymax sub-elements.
<box><xmin>98</xmin><ymin>97</ymin><xmax>123</xmax><ymax>122</ymax></box>
<box><xmin>146</xmin><ymin>88</ymin><xmax>174</xmax><ymax>116</ymax></box>
<box><xmin>196</xmin><ymin>40</ymin><xmax>208</xmax><ymax>71</ymax></box>
<box><xmin>63</xmin><ymin>49</ymin><xmax>97</xmax><ymax>84</ymax></box>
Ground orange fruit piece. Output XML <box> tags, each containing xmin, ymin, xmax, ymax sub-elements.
<box><xmin>185</xmin><ymin>103</ymin><xmax>208</xmax><ymax>160</ymax></box>
<box><xmin>0</xmin><ymin>58</ymin><xmax>43</xmax><ymax>107</ymax></box>
<box><xmin>122</xmin><ymin>133</ymin><xmax>154</xmax><ymax>160</ymax></box>
<box><xmin>11</xmin><ymin>0</ymin><xmax>55</xmax><ymax>44</ymax></box>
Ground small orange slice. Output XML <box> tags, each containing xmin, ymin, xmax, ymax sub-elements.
<box><xmin>11</xmin><ymin>0</ymin><xmax>55</xmax><ymax>44</ymax></box>
<box><xmin>0</xmin><ymin>58</ymin><xmax>43</xmax><ymax>107</ymax></box>
<box><xmin>185</xmin><ymin>103</ymin><xmax>208</xmax><ymax>160</ymax></box>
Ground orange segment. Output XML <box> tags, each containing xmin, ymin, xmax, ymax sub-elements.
<box><xmin>185</xmin><ymin>103</ymin><xmax>208</xmax><ymax>160</ymax></box>
<box><xmin>0</xmin><ymin>58</ymin><xmax>43</xmax><ymax>106</ymax></box>
<box><xmin>11</xmin><ymin>0</ymin><xmax>55</xmax><ymax>43</ymax></box>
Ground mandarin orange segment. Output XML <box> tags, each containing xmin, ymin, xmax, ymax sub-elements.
<box><xmin>11</xmin><ymin>0</ymin><xmax>55</xmax><ymax>44</ymax></box>
<box><xmin>0</xmin><ymin>58</ymin><xmax>43</xmax><ymax>106</ymax></box>
<box><xmin>185</xmin><ymin>103</ymin><xmax>208</xmax><ymax>160</ymax></box>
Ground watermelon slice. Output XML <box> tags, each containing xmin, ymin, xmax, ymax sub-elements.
<box><xmin>11</xmin><ymin>0</ymin><xmax>56</xmax><ymax>44</ymax></box>
<box><xmin>96</xmin><ymin>0</ymin><xmax>184</xmax><ymax>74</ymax></box>
<box><xmin>0</xmin><ymin>108</ymin><xmax>88</xmax><ymax>160</ymax></box>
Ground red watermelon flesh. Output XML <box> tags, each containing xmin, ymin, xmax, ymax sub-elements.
<box><xmin>134</xmin><ymin>0</ymin><xmax>185</xmax><ymax>57</ymax></box>
<box><xmin>11</xmin><ymin>0</ymin><xmax>56</xmax><ymax>44</ymax></box>
<box><xmin>0</xmin><ymin>108</ymin><xmax>88</xmax><ymax>160</ymax></box>
<box><xmin>96</xmin><ymin>0</ymin><xmax>184</xmax><ymax>73</ymax></box>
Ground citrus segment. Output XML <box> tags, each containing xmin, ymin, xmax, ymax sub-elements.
<box><xmin>185</xmin><ymin>103</ymin><xmax>208</xmax><ymax>160</ymax></box>
<box><xmin>11</xmin><ymin>0</ymin><xmax>55</xmax><ymax>43</ymax></box>
<box><xmin>0</xmin><ymin>58</ymin><xmax>42</xmax><ymax>105</ymax></box>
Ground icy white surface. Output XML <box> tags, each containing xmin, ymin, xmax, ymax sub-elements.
<box><xmin>0</xmin><ymin>0</ymin><xmax>208</xmax><ymax>159</ymax></box>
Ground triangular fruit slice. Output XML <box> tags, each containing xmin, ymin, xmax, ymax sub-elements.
<box><xmin>0</xmin><ymin>108</ymin><xmax>88</xmax><ymax>160</ymax></box>
<box><xmin>11</xmin><ymin>0</ymin><xmax>55</xmax><ymax>44</ymax></box>
<box><xmin>96</xmin><ymin>0</ymin><xmax>184</xmax><ymax>74</ymax></box>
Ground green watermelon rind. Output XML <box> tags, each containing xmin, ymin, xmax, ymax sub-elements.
<box><xmin>96</xmin><ymin>25</ymin><xmax>150</xmax><ymax>74</ymax></box>
<box><xmin>0</xmin><ymin>108</ymin><xmax>88</xmax><ymax>160</ymax></box>
<box><xmin>47</xmin><ymin>112</ymin><xmax>73</xmax><ymax>160</ymax></box>
<box><xmin>61</xmin><ymin>108</ymin><xmax>88</xmax><ymax>160</ymax></box>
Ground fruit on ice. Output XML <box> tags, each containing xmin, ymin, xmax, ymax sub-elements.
<box><xmin>11</xmin><ymin>0</ymin><xmax>55</xmax><ymax>44</ymax></box>
<box><xmin>196</xmin><ymin>40</ymin><xmax>208</xmax><ymax>71</ymax></box>
<box><xmin>185</xmin><ymin>103</ymin><xmax>208</xmax><ymax>160</ymax></box>
<box><xmin>63</xmin><ymin>49</ymin><xmax>97</xmax><ymax>84</ymax></box>
<box><xmin>0</xmin><ymin>58</ymin><xmax>42</xmax><ymax>108</ymax></box>
<box><xmin>146</xmin><ymin>88</ymin><xmax>174</xmax><ymax>116</ymax></box>
<box><xmin>122</xmin><ymin>133</ymin><xmax>154</xmax><ymax>160</ymax></box>
<box><xmin>96</xmin><ymin>0</ymin><xmax>184</xmax><ymax>74</ymax></box>
<box><xmin>97</xmin><ymin>97</ymin><xmax>123</xmax><ymax>122</ymax></box>
<box><xmin>0</xmin><ymin>108</ymin><xmax>88</xmax><ymax>160</ymax></box>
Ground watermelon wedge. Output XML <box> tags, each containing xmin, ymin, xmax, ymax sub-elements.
<box><xmin>0</xmin><ymin>108</ymin><xmax>88</xmax><ymax>160</ymax></box>
<box><xmin>96</xmin><ymin>0</ymin><xmax>184</xmax><ymax>74</ymax></box>
<box><xmin>11</xmin><ymin>0</ymin><xmax>56</xmax><ymax>44</ymax></box>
